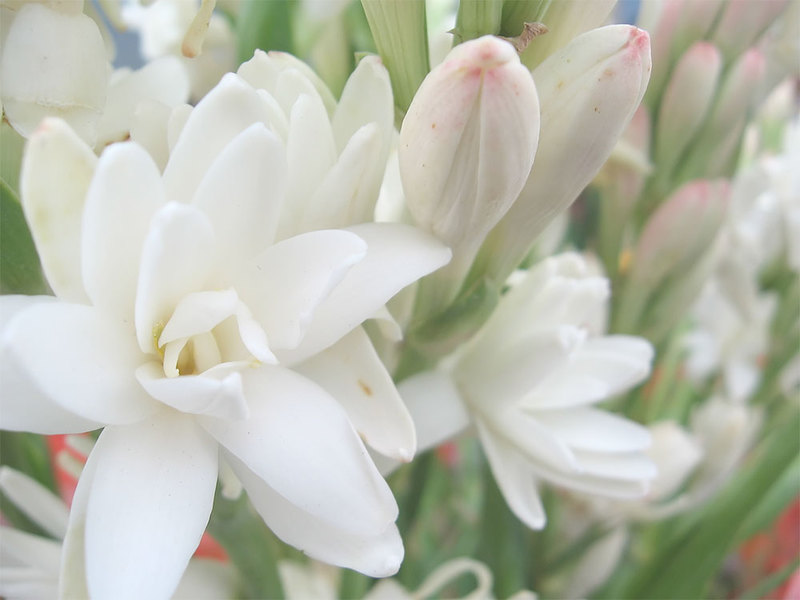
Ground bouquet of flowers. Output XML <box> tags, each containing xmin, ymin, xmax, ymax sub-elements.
<box><xmin>0</xmin><ymin>0</ymin><xmax>797</xmax><ymax>598</ymax></box>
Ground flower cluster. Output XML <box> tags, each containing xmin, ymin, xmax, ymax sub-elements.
<box><xmin>0</xmin><ymin>0</ymin><xmax>797</xmax><ymax>599</ymax></box>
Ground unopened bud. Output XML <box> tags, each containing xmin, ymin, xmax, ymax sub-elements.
<box><xmin>710</xmin><ymin>0</ymin><xmax>790</xmax><ymax>62</ymax></box>
<box><xmin>477</xmin><ymin>25</ymin><xmax>651</xmax><ymax>283</ymax></box>
<box><xmin>399</xmin><ymin>35</ymin><xmax>539</xmax><ymax>311</ymax></box>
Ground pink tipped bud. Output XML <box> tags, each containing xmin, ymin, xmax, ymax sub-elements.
<box><xmin>399</xmin><ymin>35</ymin><xmax>540</xmax><ymax>300</ymax></box>
<box><xmin>654</xmin><ymin>41</ymin><xmax>722</xmax><ymax>174</ymax></box>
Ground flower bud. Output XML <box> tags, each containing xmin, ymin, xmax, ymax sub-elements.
<box><xmin>710</xmin><ymin>0</ymin><xmax>790</xmax><ymax>62</ymax></box>
<box><xmin>0</xmin><ymin>3</ymin><xmax>109</xmax><ymax>144</ymax></box>
<box><xmin>675</xmin><ymin>48</ymin><xmax>766</xmax><ymax>183</ymax></box>
<box><xmin>615</xmin><ymin>180</ymin><xmax>729</xmax><ymax>336</ymax></box>
<box><xmin>399</xmin><ymin>35</ymin><xmax>539</xmax><ymax>310</ymax></box>
<box><xmin>477</xmin><ymin>25</ymin><xmax>651</xmax><ymax>283</ymax></box>
<box><xmin>654</xmin><ymin>41</ymin><xmax>722</xmax><ymax>177</ymax></box>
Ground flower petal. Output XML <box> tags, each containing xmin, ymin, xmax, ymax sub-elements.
<box><xmin>162</xmin><ymin>73</ymin><xmax>274</xmax><ymax>205</ymax></box>
<box><xmin>533</xmin><ymin>408</ymin><xmax>652</xmax><ymax>454</ymax></box>
<box><xmin>20</xmin><ymin>117</ymin><xmax>96</xmax><ymax>302</ymax></box>
<box><xmin>571</xmin><ymin>449</ymin><xmax>657</xmax><ymax>482</ymax></box>
<box><xmin>199</xmin><ymin>366</ymin><xmax>397</xmax><ymax>536</ymax></box>
<box><xmin>193</xmin><ymin>122</ymin><xmax>287</xmax><ymax>263</ymax></box>
<box><xmin>3</xmin><ymin>301</ymin><xmax>158</xmax><ymax>425</ymax></box>
<box><xmin>159</xmin><ymin>289</ymin><xmax>238</xmax><ymax>345</ymax></box>
<box><xmin>281</xmin><ymin>223</ymin><xmax>452</xmax><ymax>364</ymax></box>
<box><xmin>0</xmin><ymin>296</ymin><xmax>102</xmax><ymax>433</ymax></box>
<box><xmin>84</xmin><ymin>413</ymin><xmax>218</xmax><ymax>600</ymax></box>
<box><xmin>136</xmin><ymin>362</ymin><xmax>249</xmax><ymax>420</ymax></box>
<box><xmin>397</xmin><ymin>370</ymin><xmax>471</xmax><ymax>454</ymax></box>
<box><xmin>476</xmin><ymin>421</ymin><xmax>546</xmax><ymax>529</ymax></box>
<box><xmin>81</xmin><ymin>141</ymin><xmax>165</xmax><ymax>320</ymax></box>
<box><xmin>228</xmin><ymin>454</ymin><xmax>404</xmax><ymax>577</ymax></box>
<box><xmin>135</xmin><ymin>202</ymin><xmax>218</xmax><ymax>354</ymax></box>
<box><xmin>297</xmin><ymin>326</ymin><xmax>416</xmax><ymax>461</ymax></box>
<box><xmin>0</xmin><ymin>466</ymin><xmax>69</xmax><ymax>539</ymax></box>
<box><xmin>234</xmin><ymin>229</ymin><xmax>366</xmax><ymax>352</ymax></box>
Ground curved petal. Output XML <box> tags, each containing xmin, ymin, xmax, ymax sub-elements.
<box><xmin>571</xmin><ymin>450</ymin><xmax>657</xmax><ymax>482</ymax></box>
<box><xmin>0</xmin><ymin>296</ymin><xmax>102</xmax><ymax>433</ymax></box>
<box><xmin>20</xmin><ymin>117</ymin><xmax>96</xmax><ymax>302</ymax></box>
<box><xmin>136</xmin><ymin>362</ymin><xmax>249</xmax><ymax>420</ymax></box>
<box><xmin>199</xmin><ymin>366</ymin><xmax>397</xmax><ymax>536</ymax></box>
<box><xmin>297</xmin><ymin>326</ymin><xmax>416</xmax><ymax>461</ymax></box>
<box><xmin>397</xmin><ymin>370</ymin><xmax>471</xmax><ymax>454</ymax></box>
<box><xmin>476</xmin><ymin>421</ymin><xmax>546</xmax><ymax>529</ymax></box>
<box><xmin>234</xmin><ymin>230</ymin><xmax>366</xmax><ymax>352</ymax></box>
<box><xmin>193</xmin><ymin>123</ymin><xmax>287</xmax><ymax>263</ymax></box>
<box><xmin>281</xmin><ymin>223</ymin><xmax>452</xmax><ymax>364</ymax></box>
<box><xmin>84</xmin><ymin>414</ymin><xmax>218</xmax><ymax>600</ymax></box>
<box><xmin>3</xmin><ymin>301</ymin><xmax>159</xmax><ymax>425</ymax></box>
<box><xmin>228</xmin><ymin>454</ymin><xmax>403</xmax><ymax>578</ymax></box>
<box><xmin>81</xmin><ymin>141</ymin><xmax>165</xmax><ymax>320</ymax></box>
<box><xmin>0</xmin><ymin>466</ymin><xmax>69</xmax><ymax>539</ymax></box>
<box><xmin>163</xmin><ymin>73</ymin><xmax>274</xmax><ymax>205</ymax></box>
<box><xmin>135</xmin><ymin>203</ymin><xmax>218</xmax><ymax>354</ymax></box>
<box><xmin>159</xmin><ymin>289</ymin><xmax>238</xmax><ymax>345</ymax></box>
<box><xmin>534</xmin><ymin>407</ymin><xmax>652</xmax><ymax>454</ymax></box>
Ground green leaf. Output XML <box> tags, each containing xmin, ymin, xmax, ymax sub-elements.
<box><xmin>1</xmin><ymin>177</ymin><xmax>49</xmax><ymax>295</ymax></box>
<box><xmin>454</xmin><ymin>0</ymin><xmax>504</xmax><ymax>43</ymax></box>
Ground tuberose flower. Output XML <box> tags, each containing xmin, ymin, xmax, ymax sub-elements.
<box><xmin>1</xmin><ymin>63</ymin><xmax>450</xmax><ymax>598</ymax></box>
<box><xmin>398</xmin><ymin>253</ymin><xmax>655</xmax><ymax>529</ymax></box>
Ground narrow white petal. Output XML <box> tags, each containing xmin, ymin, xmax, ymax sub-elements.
<box><xmin>136</xmin><ymin>362</ymin><xmax>249</xmax><ymax>420</ymax></box>
<box><xmin>534</xmin><ymin>408</ymin><xmax>652</xmax><ymax>453</ymax></box>
<box><xmin>297</xmin><ymin>327</ymin><xmax>416</xmax><ymax>461</ymax></box>
<box><xmin>20</xmin><ymin>117</ymin><xmax>96</xmax><ymax>302</ymax></box>
<box><xmin>81</xmin><ymin>141</ymin><xmax>165</xmax><ymax>320</ymax></box>
<box><xmin>173</xmin><ymin>559</ymin><xmax>236</xmax><ymax>600</ymax></box>
<box><xmin>85</xmin><ymin>414</ymin><xmax>218</xmax><ymax>600</ymax></box>
<box><xmin>0</xmin><ymin>527</ymin><xmax>62</xmax><ymax>575</ymax></box>
<box><xmin>0</xmin><ymin>296</ymin><xmax>102</xmax><ymax>433</ymax></box>
<box><xmin>200</xmin><ymin>366</ymin><xmax>397</xmax><ymax>536</ymax></box>
<box><xmin>476</xmin><ymin>422</ymin><xmax>546</xmax><ymax>529</ymax></box>
<box><xmin>234</xmin><ymin>230</ymin><xmax>366</xmax><ymax>352</ymax></box>
<box><xmin>163</xmin><ymin>73</ymin><xmax>274</xmax><ymax>205</ymax></box>
<box><xmin>4</xmin><ymin>302</ymin><xmax>159</xmax><ymax>424</ymax></box>
<box><xmin>0</xmin><ymin>467</ymin><xmax>68</xmax><ymax>539</ymax></box>
<box><xmin>572</xmin><ymin>450</ymin><xmax>657</xmax><ymax>482</ymax></box>
<box><xmin>193</xmin><ymin>122</ymin><xmax>287</xmax><ymax>263</ymax></box>
<box><xmin>397</xmin><ymin>370</ymin><xmax>471</xmax><ymax>454</ymax></box>
<box><xmin>135</xmin><ymin>203</ymin><xmax>218</xmax><ymax>354</ymax></box>
<box><xmin>229</xmin><ymin>454</ymin><xmax>404</xmax><ymax>578</ymax></box>
<box><xmin>281</xmin><ymin>223</ymin><xmax>451</xmax><ymax>364</ymax></box>
<box><xmin>159</xmin><ymin>289</ymin><xmax>238</xmax><ymax>345</ymax></box>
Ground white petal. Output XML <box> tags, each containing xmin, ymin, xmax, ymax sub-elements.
<box><xmin>397</xmin><ymin>370</ymin><xmax>471</xmax><ymax>454</ymax></box>
<box><xmin>193</xmin><ymin>122</ymin><xmax>287</xmax><ymax>264</ymax></box>
<box><xmin>199</xmin><ymin>366</ymin><xmax>397</xmax><ymax>536</ymax></box>
<box><xmin>20</xmin><ymin>117</ymin><xmax>96</xmax><ymax>302</ymax></box>
<box><xmin>159</xmin><ymin>289</ymin><xmax>238</xmax><ymax>345</ymax></box>
<box><xmin>98</xmin><ymin>56</ymin><xmax>189</xmax><ymax>144</ymax></box>
<box><xmin>279</xmin><ymin>92</ymin><xmax>338</xmax><ymax>238</ymax></box>
<box><xmin>297</xmin><ymin>326</ymin><xmax>416</xmax><ymax>461</ymax></box>
<box><xmin>571</xmin><ymin>450</ymin><xmax>657</xmax><ymax>482</ymax></box>
<box><xmin>129</xmin><ymin>99</ymin><xmax>173</xmax><ymax>171</ymax></box>
<box><xmin>533</xmin><ymin>408</ymin><xmax>652</xmax><ymax>454</ymax></box>
<box><xmin>281</xmin><ymin>223</ymin><xmax>452</xmax><ymax>364</ymax></box>
<box><xmin>81</xmin><ymin>141</ymin><xmax>165</xmax><ymax>319</ymax></box>
<box><xmin>476</xmin><ymin>422</ymin><xmax>546</xmax><ymax>529</ymax></box>
<box><xmin>0</xmin><ymin>296</ymin><xmax>102</xmax><ymax>433</ymax></box>
<box><xmin>228</xmin><ymin>454</ymin><xmax>404</xmax><ymax>578</ymax></box>
<box><xmin>456</xmin><ymin>325</ymin><xmax>583</xmax><ymax>414</ymax></box>
<box><xmin>489</xmin><ymin>407</ymin><xmax>581</xmax><ymax>474</ymax></box>
<box><xmin>3</xmin><ymin>301</ymin><xmax>159</xmax><ymax>424</ymax></box>
<box><xmin>0</xmin><ymin>527</ymin><xmax>62</xmax><ymax>575</ymax></box>
<box><xmin>0</xmin><ymin>466</ymin><xmax>68</xmax><ymax>539</ymax></box>
<box><xmin>85</xmin><ymin>414</ymin><xmax>218</xmax><ymax>600</ymax></box>
<box><xmin>234</xmin><ymin>229</ymin><xmax>367</xmax><ymax>352</ymax></box>
<box><xmin>529</xmin><ymin>335</ymin><xmax>654</xmax><ymax>409</ymax></box>
<box><xmin>301</xmin><ymin>123</ymin><xmax>383</xmax><ymax>231</ymax></box>
<box><xmin>135</xmin><ymin>362</ymin><xmax>249</xmax><ymax>420</ymax></box>
<box><xmin>135</xmin><ymin>203</ymin><xmax>218</xmax><ymax>355</ymax></box>
<box><xmin>173</xmin><ymin>559</ymin><xmax>236</xmax><ymax>600</ymax></box>
<box><xmin>163</xmin><ymin>73</ymin><xmax>273</xmax><ymax>205</ymax></box>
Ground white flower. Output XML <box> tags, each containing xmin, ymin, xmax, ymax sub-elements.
<box><xmin>0</xmin><ymin>464</ymin><xmax>236</xmax><ymax>600</ymax></box>
<box><xmin>1</xmin><ymin>66</ymin><xmax>450</xmax><ymax>597</ymax></box>
<box><xmin>398</xmin><ymin>253</ymin><xmax>655</xmax><ymax>529</ymax></box>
